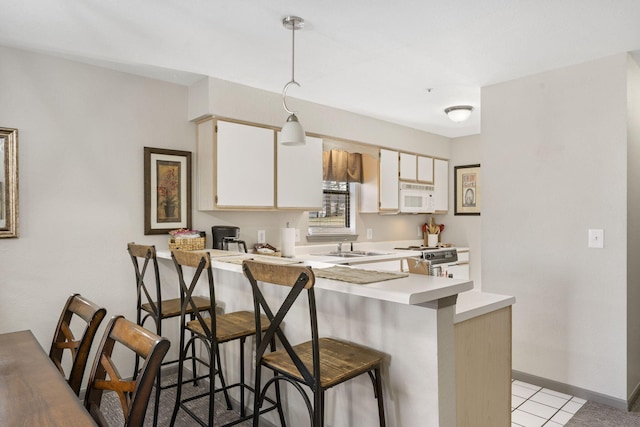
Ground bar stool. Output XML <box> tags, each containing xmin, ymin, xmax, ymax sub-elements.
<box><xmin>169</xmin><ymin>250</ymin><xmax>284</xmax><ymax>427</ymax></box>
<box><xmin>127</xmin><ymin>243</ymin><xmax>211</xmax><ymax>426</ymax></box>
<box><xmin>49</xmin><ymin>293</ymin><xmax>107</xmax><ymax>396</ymax></box>
<box><xmin>243</xmin><ymin>260</ymin><xmax>387</xmax><ymax>426</ymax></box>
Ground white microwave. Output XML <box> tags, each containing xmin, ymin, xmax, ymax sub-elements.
<box><xmin>399</xmin><ymin>183</ymin><xmax>435</xmax><ymax>213</ymax></box>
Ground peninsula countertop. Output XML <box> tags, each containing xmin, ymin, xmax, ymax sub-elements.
<box><xmin>156</xmin><ymin>249</ymin><xmax>473</xmax><ymax>306</ymax></box>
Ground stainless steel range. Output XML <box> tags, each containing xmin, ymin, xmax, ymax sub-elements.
<box><xmin>405</xmin><ymin>248</ymin><xmax>459</xmax><ymax>277</ymax></box>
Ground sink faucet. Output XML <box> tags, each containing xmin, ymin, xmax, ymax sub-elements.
<box><xmin>337</xmin><ymin>241</ymin><xmax>344</xmax><ymax>253</ymax></box>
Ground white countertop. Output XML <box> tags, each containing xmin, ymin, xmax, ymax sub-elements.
<box><xmin>455</xmin><ymin>291</ymin><xmax>516</xmax><ymax>323</ymax></box>
<box><xmin>157</xmin><ymin>249</ymin><xmax>473</xmax><ymax>306</ymax></box>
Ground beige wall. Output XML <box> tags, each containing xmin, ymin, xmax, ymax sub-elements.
<box><xmin>0</xmin><ymin>46</ymin><xmax>456</xmax><ymax>378</ymax></box>
<box><xmin>482</xmin><ymin>53</ymin><xmax>630</xmax><ymax>401</ymax></box>
<box><xmin>626</xmin><ymin>55</ymin><xmax>640</xmax><ymax>399</ymax></box>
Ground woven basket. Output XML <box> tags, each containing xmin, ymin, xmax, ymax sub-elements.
<box><xmin>168</xmin><ymin>237</ymin><xmax>205</xmax><ymax>251</ymax></box>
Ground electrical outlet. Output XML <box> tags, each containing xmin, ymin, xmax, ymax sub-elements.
<box><xmin>295</xmin><ymin>228</ymin><xmax>300</xmax><ymax>242</ymax></box>
<box><xmin>367</xmin><ymin>228</ymin><xmax>373</xmax><ymax>240</ymax></box>
<box><xmin>257</xmin><ymin>229</ymin><xmax>266</xmax><ymax>244</ymax></box>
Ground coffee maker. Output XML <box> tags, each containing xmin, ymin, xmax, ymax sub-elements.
<box><xmin>211</xmin><ymin>226</ymin><xmax>247</xmax><ymax>252</ymax></box>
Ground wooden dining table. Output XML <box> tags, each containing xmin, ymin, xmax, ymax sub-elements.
<box><xmin>0</xmin><ymin>330</ymin><xmax>97</xmax><ymax>426</ymax></box>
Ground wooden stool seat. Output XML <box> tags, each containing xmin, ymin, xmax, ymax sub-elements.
<box><xmin>262</xmin><ymin>337</ymin><xmax>385</xmax><ymax>389</ymax></box>
<box><xmin>141</xmin><ymin>295</ymin><xmax>210</xmax><ymax>318</ymax></box>
<box><xmin>185</xmin><ymin>311</ymin><xmax>270</xmax><ymax>343</ymax></box>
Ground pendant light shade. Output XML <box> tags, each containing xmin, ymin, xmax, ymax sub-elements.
<box><xmin>280</xmin><ymin>16</ymin><xmax>306</xmax><ymax>145</ymax></box>
<box><xmin>444</xmin><ymin>105</ymin><xmax>473</xmax><ymax>122</ymax></box>
<box><xmin>280</xmin><ymin>113</ymin><xmax>305</xmax><ymax>146</ymax></box>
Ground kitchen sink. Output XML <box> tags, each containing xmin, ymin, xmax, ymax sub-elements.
<box><xmin>312</xmin><ymin>251</ymin><xmax>391</xmax><ymax>258</ymax></box>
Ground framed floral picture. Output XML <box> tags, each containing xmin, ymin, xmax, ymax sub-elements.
<box><xmin>144</xmin><ymin>147</ymin><xmax>192</xmax><ymax>234</ymax></box>
<box><xmin>454</xmin><ymin>164</ymin><xmax>481</xmax><ymax>215</ymax></box>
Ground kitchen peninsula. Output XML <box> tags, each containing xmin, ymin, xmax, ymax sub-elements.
<box><xmin>156</xmin><ymin>248</ymin><xmax>514</xmax><ymax>426</ymax></box>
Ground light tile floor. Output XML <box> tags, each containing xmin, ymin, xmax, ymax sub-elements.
<box><xmin>512</xmin><ymin>380</ymin><xmax>586</xmax><ymax>426</ymax></box>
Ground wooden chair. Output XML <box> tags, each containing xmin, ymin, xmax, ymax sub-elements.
<box><xmin>84</xmin><ymin>315</ymin><xmax>170</xmax><ymax>427</ymax></box>
<box><xmin>127</xmin><ymin>243</ymin><xmax>210</xmax><ymax>425</ymax></box>
<box><xmin>242</xmin><ymin>260</ymin><xmax>387</xmax><ymax>426</ymax></box>
<box><xmin>169</xmin><ymin>250</ymin><xmax>284</xmax><ymax>427</ymax></box>
<box><xmin>49</xmin><ymin>293</ymin><xmax>107</xmax><ymax>396</ymax></box>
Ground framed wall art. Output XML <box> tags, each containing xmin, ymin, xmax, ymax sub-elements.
<box><xmin>0</xmin><ymin>127</ymin><xmax>18</xmax><ymax>238</ymax></box>
<box><xmin>144</xmin><ymin>147</ymin><xmax>192</xmax><ymax>234</ymax></box>
<box><xmin>454</xmin><ymin>164</ymin><xmax>481</xmax><ymax>216</ymax></box>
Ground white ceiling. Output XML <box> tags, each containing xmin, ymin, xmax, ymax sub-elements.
<box><xmin>2</xmin><ymin>1</ymin><xmax>640</xmax><ymax>138</ymax></box>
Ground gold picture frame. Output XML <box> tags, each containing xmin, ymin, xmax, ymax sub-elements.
<box><xmin>144</xmin><ymin>147</ymin><xmax>192</xmax><ymax>235</ymax></box>
<box><xmin>454</xmin><ymin>164</ymin><xmax>481</xmax><ymax>216</ymax></box>
<box><xmin>0</xmin><ymin>127</ymin><xmax>18</xmax><ymax>238</ymax></box>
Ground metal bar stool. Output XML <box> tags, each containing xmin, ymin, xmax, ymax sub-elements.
<box><xmin>243</xmin><ymin>260</ymin><xmax>387</xmax><ymax>426</ymax></box>
<box><xmin>127</xmin><ymin>243</ymin><xmax>211</xmax><ymax>426</ymax></box>
<box><xmin>169</xmin><ymin>250</ymin><xmax>284</xmax><ymax>427</ymax></box>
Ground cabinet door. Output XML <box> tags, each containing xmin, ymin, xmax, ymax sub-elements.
<box><xmin>379</xmin><ymin>149</ymin><xmax>399</xmax><ymax>211</ymax></box>
<box><xmin>399</xmin><ymin>153</ymin><xmax>417</xmax><ymax>181</ymax></box>
<box><xmin>417</xmin><ymin>156</ymin><xmax>434</xmax><ymax>183</ymax></box>
<box><xmin>277</xmin><ymin>135</ymin><xmax>323</xmax><ymax>209</ymax></box>
<box><xmin>216</xmin><ymin>121</ymin><xmax>275</xmax><ymax>208</ymax></box>
<box><xmin>434</xmin><ymin>158</ymin><xmax>448</xmax><ymax>212</ymax></box>
<box><xmin>359</xmin><ymin>153</ymin><xmax>379</xmax><ymax>213</ymax></box>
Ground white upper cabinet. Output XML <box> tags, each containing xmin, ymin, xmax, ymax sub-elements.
<box><xmin>277</xmin><ymin>134</ymin><xmax>323</xmax><ymax>209</ymax></box>
<box><xmin>197</xmin><ymin>118</ymin><xmax>275</xmax><ymax>210</ymax></box>
<box><xmin>434</xmin><ymin>158</ymin><xmax>449</xmax><ymax>212</ymax></box>
<box><xmin>417</xmin><ymin>156</ymin><xmax>434</xmax><ymax>183</ymax></box>
<box><xmin>379</xmin><ymin>149</ymin><xmax>399</xmax><ymax>211</ymax></box>
<box><xmin>400</xmin><ymin>153</ymin><xmax>434</xmax><ymax>183</ymax></box>
<box><xmin>399</xmin><ymin>153</ymin><xmax>417</xmax><ymax>181</ymax></box>
<box><xmin>359</xmin><ymin>153</ymin><xmax>380</xmax><ymax>213</ymax></box>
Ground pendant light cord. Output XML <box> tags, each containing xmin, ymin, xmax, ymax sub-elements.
<box><xmin>282</xmin><ymin>18</ymin><xmax>300</xmax><ymax>115</ymax></box>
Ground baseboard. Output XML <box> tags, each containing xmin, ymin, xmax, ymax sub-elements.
<box><xmin>512</xmin><ymin>370</ymin><xmax>629</xmax><ymax>411</ymax></box>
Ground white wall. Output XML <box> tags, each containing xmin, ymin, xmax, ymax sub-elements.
<box><xmin>188</xmin><ymin>76</ymin><xmax>454</xmax><ymax>250</ymax></box>
<box><xmin>0</xmin><ymin>46</ymin><xmax>195</xmax><ymax>373</ymax></box>
<box><xmin>626</xmin><ymin>55</ymin><xmax>640</xmax><ymax>398</ymax></box>
<box><xmin>446</xmin><ymin>134</ymin><xmax>483</xmax><ymax>289</ymax></box>
<box><xmin>0</xmin><ymin>46</ymin><xmax>457</xmax><ymax>379</ymax></box>
<box><xmin>482</xmin><ymin>53</ymin><xmax>630</xmax><ymax>400</ymax></box>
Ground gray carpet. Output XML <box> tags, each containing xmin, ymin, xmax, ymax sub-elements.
<box><xmin>99</xmin><ymin>371</ymin><xmax>254</xmax><ymax>426</ymax></box>
<box><xmin>565</xmin><ymin>398</ymin><xmax>640</xmax><ymax>426</ymax></box>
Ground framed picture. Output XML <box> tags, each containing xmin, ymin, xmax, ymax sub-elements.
<box><xmin>454</xmin><ymin>164</ymin><xmax>481</xmax><ymax>215</ymax></box>
<box><xmin>0</xmin><ymin>127</ymin><xmax>18</xmax><ymax>238</ymax></box>
<box><xmin>144</xmin><ymin>147</ymin><xmax>192</xmax><ymax>235</ymax></box>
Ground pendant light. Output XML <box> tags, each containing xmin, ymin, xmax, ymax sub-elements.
<box><xmin>444</xmin><ymin>105</ymin><xmax>474</xmax><ymax>122</ymax></box>
<box><xmin>280</xmin><ymin>16</ymin><xmax>306</xmax><ymax>146</ymax></box>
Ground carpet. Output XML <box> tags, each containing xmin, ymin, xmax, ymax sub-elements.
<box><xmin>565</xmin><ymin>400</ymin><xmax>640</xmax><ymax>426</ymax></box>
<box><xmin>98</xmin><ymin>370</ymin><xmax>253</xmax><ymax>427</ymax></box>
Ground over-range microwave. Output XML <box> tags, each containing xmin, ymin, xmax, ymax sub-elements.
<box><xmin>399</xmin><ymin>183</ymin><xmax>435</xmax><ymax>213</ymax></box>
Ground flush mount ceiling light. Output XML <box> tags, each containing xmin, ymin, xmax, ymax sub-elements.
<box><xmin>280</xmin><ymin>16</ymin><xmax>306</xmax><ymax>146</ymax></box>
<box><xmin>444</xmin><ymin>105</ymin><xmax>474</xmax><ymax>123</ymax></box>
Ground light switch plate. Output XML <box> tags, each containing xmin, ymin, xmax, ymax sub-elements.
<box><xmin>257</xmin><ymin>230</ymin><xmax>266</xmax><ymax>244</ymax></box>
<box><xmin>367</xmin><ymin>228</ymin><xmax>373</xmax><ymax>240</ymax></box>
<box><xmin>588</xmin><ymin>229</ymin><xmax>604</xmax><ymax>248</ymax></box>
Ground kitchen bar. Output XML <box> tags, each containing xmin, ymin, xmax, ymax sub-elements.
<box><xmin>157</xmin><ymin>248</ymin><xmax>513</xmax><ymax>426</ymax></box>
